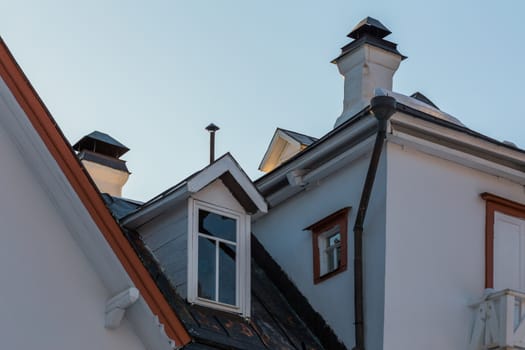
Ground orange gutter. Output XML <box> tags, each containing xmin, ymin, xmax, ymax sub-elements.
<box><xmin>0</xmin><ymin>37</ymin><xmax>191</xmax><ymax>347</ymax></box>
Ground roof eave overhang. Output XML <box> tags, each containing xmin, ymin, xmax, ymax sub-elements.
<box><xmin>389</xmin><ymin>111</ymin><xmax>525</xmax><ymax>185</ymax></box>
<box><xmin>256</xmin><ymin>97</ymin><xmax>525</xmax><ymax>209</ymax></box>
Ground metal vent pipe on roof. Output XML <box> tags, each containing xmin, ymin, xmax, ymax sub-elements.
<box><xmin>205</xmin><ymin>123</ymin><xmax>220</xmax><ymax>164</ymax></box>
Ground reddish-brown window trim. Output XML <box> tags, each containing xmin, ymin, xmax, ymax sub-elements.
<box><xmin>305</xmin><ymin>207</ymin><xmax>350</xmax><ymax>284</ymax></box>
<box><xmin>481</xmin><ymin>192</ymin><xmax>525</xmax><ymax>289</ymax></box>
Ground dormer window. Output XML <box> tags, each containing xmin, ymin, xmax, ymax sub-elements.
<box><xmin>188</xmin><ymin>199</ymin><xmax>251</xmax><ymax>316</ymax></box>
<box><xmin>122</xmin><ymin>154</ymin><xmax>266</xmax><ymax>319</ymax></box>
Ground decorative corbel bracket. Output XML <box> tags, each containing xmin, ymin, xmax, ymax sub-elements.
<box><xmin>105</xmin><ymin>287</ymin><xmax>140</xmax><ymax>329</ymax></box>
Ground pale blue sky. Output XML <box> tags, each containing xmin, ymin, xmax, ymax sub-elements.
<box><xmin>1</xmin><ymin>1</ymin><xmax>524</xmax><ymax>200</ymax></box>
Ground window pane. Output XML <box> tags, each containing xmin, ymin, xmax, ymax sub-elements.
<box><xmin>328</xmin><ymin>231</ymin><xmax>341</xmax><ymax>247</ymax></box>
<box><xmin>218</xmin><ymin>242</ymin><xmax>236</xmax><ymax>305</ymax></box>
<box><xmin>326</xmin><ymin>246</ymin><xmax>341</xmax><ymax>272</ymax></box>
<box><xmin>199</xmin><ymin>209</ymin><xmax>237</xmax><ymax>242</ymax></box>
<box><xmin>325</xmin><ymin>231</ymin><xmax>341</xmax><ymax>273</ymax></box>
<box><xmin>198</xmin><ymin>236</ymin><xmax>216</xmax><ymax>301</ymax></box>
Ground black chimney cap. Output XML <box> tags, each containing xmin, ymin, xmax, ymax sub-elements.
<box><xmin>205</xmin><ymin>123</ymin><xmax>220</xmax><ymax>132</ymax></box>
<box><xmin>73</xmin><ymin>131</ymin><xmax>129</xmax><ymax>159</ymax></box>
<box><xmin>332</xmin><ymin>17</ymin><xmax>406</xmax><ymax>63</ymax></box>
<box><xmin>348</xmin><ymin>17</ymin><xmax>391</xmax><ymax>39</ymax></box>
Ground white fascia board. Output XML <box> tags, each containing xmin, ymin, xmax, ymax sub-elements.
<box><xmin>0</xmin><ymin>78</ymin><xmax>175</xmax><ymax>350</ymax></box>
<box><xmin>256</xmin><ymin>115</ymin><xmax>377</xmax><ymax>206</ymax></box>
<box><xmin>188</xmin><ymin>154</ymin><xmax>267</xmax><ymax>213</ymax></box>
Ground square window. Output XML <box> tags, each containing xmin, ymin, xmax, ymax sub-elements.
<box><xmin>305</xmin><ymin>208</ymin><xmax>350</xmax><ymax>284</ymax></box>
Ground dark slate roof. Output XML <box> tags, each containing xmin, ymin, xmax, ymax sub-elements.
<box><xmin>348</xmin><ymin>16</ymin><xmax>391</xmax><ymax>39</ymax></box>
<box><xmin>251</xmin><ymin>236</ymin><xmax>346</xmax><ymax>350</ymax></box>
<box><xmin>73</xmin><ymin>131</ymin><xmax>129</xmax><ymax>158</ymax></box>
<box><xmin>102</xmin><ymin>194</ymin><xmax>142</xmax><ymax>220</ymax></box>
<box><xmin>279</xmin><ymin>128</ymin><xmax>318</xmax><ymax>146</ymax></box>
<box><xmin>120</xmin><ymin>225</ymin><xmax>341</xmax><ymax>350</ymax></box>
<box><xmin>333</xmin><ymin>16</ymin><xmax>406</xmax><ymax>63</ymax></box>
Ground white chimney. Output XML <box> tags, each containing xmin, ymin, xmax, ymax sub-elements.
<box><xmin>73</xmin><ymin>131</ymin><xmax>130</xmax><ymax>197</ymax></box>
<box><xmin>333</xmin><ymin>17</ymin><xmax>406</xmax><ymax>128</ymax></box>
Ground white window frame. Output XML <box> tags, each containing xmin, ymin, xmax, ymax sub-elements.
<box><xmin>319</xmin><ymin>227</ymin><xmax>341</xmax><ymax>276</ymax></box>
<box><xmin>187</xmin><ymin>198</ymin><xmax>251</xmax><ymax>317</ymax></box>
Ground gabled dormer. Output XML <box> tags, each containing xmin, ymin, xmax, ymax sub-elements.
<box><xmin>122</xmin><ymin>154</ymin><xmax>267</xmax><ymax>317</ymax></box>
<box><xmin>259</xmin><ymin>128</ymin><xmax>317</xmax><ymax>173</ymax></box>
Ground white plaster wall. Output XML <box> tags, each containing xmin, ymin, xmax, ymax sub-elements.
<box><xmin>383</xmin><ymin>142</ymin><xmax>525</xmax><ymax>349</ymax></box>
<box><xmin>0</xmin><ymin>121</ymin><xmax>146</xmax><ymax>349</ymax></box>
<box><xmin>253</xmin><ymin>152</ymin><xmax>387</xmax><ymax>349</ymax></box>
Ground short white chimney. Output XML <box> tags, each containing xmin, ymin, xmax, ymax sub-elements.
<box><xmin>73</xmin><ymin>131</ymin><xmax>130</xmax><ymax>197</ymax></box>
<box><xmin>333</xmin><ymin>17</ymin><xmax>406</xmax><ymax>128</ymax></box>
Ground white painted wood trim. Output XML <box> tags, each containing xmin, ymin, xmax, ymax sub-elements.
<box><xmin>187</xmin><ymin>154</ymin><xmax>267</xmax><ymax>213</ymax></box>
<box><xmin>187</xmin><ymin>199</ymin><xmax>250</xmax><ymax>316</ymax></box>
<box><xmin>187</xmin><ymin>198</ymin><xmax>196</xmax><ymax>305</ymax></box>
